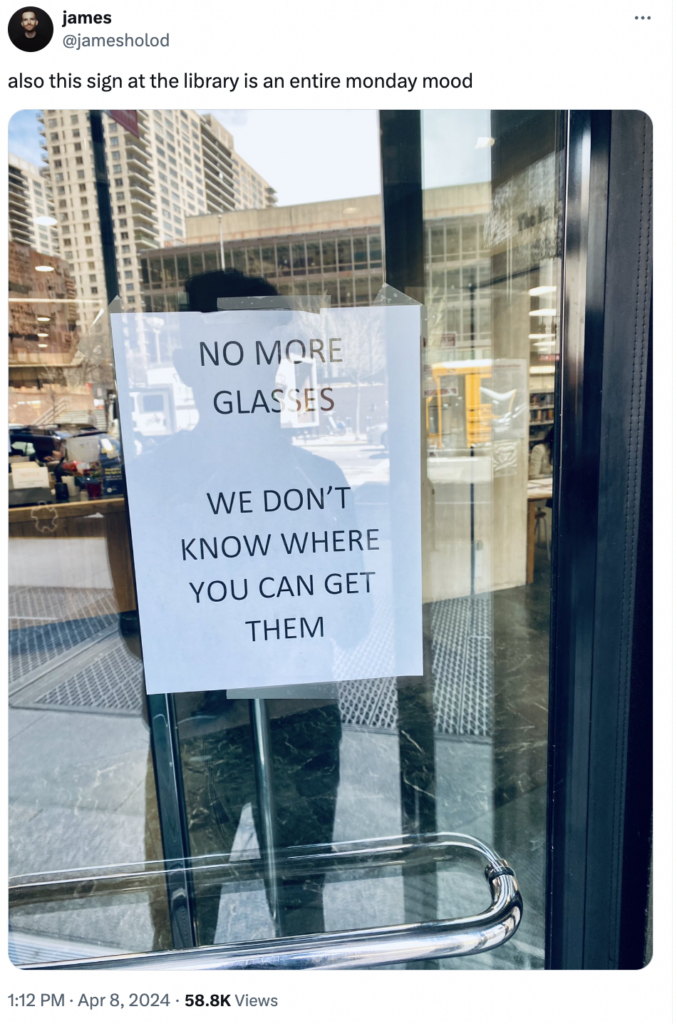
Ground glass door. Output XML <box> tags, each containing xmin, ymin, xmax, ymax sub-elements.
<box><xmin>9</xmin><ymin>107</ymin><xmax>564</xmax><ymax>969</ymax></box>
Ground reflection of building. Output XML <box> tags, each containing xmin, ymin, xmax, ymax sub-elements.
<box><xmin>39</xmin><ymin>109</ymin><xmax>276</xmax><ymax>310</ymax></box>
<box><xmin>138</xmin><ymin>185</ymin><xmax>493</xmax><ymax>352</ymax></box>
<box><xmin>8</xmin><ymin>153</ymin><xmax>59</xmax><ymax>256</ymax></box>
<box><xmin>231</xmin><ymin>148</ymin><xmax>278</xmax><ymax>211</ymax></box>
<box><xmin>8</xmin><ymin>241</ymin><xmax>97</xmax><ymax>426</ymax></box>
<box><xmin>139</xmin><ymin>193</ymin><xmax>383</xmax><ymax>311</ymax></box>
<box><xmin>9</xmin><ymin>242</ymin><xmax>78</xmax><ymax>365</ymax></box>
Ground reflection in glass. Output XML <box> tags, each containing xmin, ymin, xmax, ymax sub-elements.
<box><xmin>8</xmin><ymin>107</ymin><xmax>562</xmax><ymax>969</ymax></box>
<box><xmin>204</xmin><ymin>250</ymin><xmax>218</xmax><ymax>272</ymax></box>
<box><xmin>276</xmin><ymin>244</ymin><xmax>291</xmax><ymax>276</ymax></box>
<box><xmin>337</xmin><ymin>238</ymin><xmax>352</xmax><ymax>269</ymax></box>
<box><xmin>322</xmin><ymin>239</ymin><xmax>336</xmax><ymax>271</ymax></box>
<box><xmin>368</xmin><ymin>234</ymin><xmax>382</xmax><ymax>267</ymax></box>
<box><xmin>247</xmin><ymin>248</ymin><xmax>261</xmax><ymax>276</ymax></box>
<box><xmin>189</xmin><ymin>251</ymin><xmax>204</xmax><ymax>276</ymax></box>
<box><xmin>353</xmin><ymin>237</ymin><xmax>368</xmax><ymax>267</ymax></box>
<box><xmin>306</xmin><ymin>241</ymin><xmax>321</xmax><ymax>274</ymax></box>
<box><xmin>420</xmin><ymin>108</ymin><xmax>563</xmax><ymax>969</ymax></box>
<box><xmin>261</xmin><ymin>246</ymin><xmax>275</xmax><ymax>278</ymax></box>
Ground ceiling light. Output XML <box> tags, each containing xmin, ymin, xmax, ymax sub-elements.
<box><xmin>37</xmin><ymin>332</ymin><xmax>49</xmax><ymax>337</ymax></box>
<box><xmin>35</xmin><ymin>265</ymin><xmax>55</xmax><ymax>272</ymax></box>
<box><xmin>37</xmin><ymin>343</ymin><xmax>48</xmax><ymax>348</ymax></box>
<box><xmin>529</xmin><ymin>285</ymin><xmax>557</xmax><ymax>296</ymax></box>
<box><xmin>343</xmin><ymin>206</ymin><xmax>358</xmax><ymax>214</ymax></box>
<box><xmin>36</xmin><ymin>316</ymin><xmax>51</xmax><ymax>322</ymax></box>
<box><xmin>35</xmin><ymin>215</ymin><xmax>57</xmax><ymax>227</ymax></box>
<box><xmin>529</xmin><ymin>308</ymin><xmax>557</xmax><ymax>317</ymax></box>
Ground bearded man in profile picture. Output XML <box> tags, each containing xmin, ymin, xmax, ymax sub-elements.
<box><xmin>8</xmin><ymin>7</ymin><xmax>54</xmax><ymax>52</ymax></box>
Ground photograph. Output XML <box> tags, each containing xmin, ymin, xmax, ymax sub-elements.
<box><xmin>7</xmin><ymin>7</ymin><xmax>53</xmax><ymax>53</ymax></box>
<box><xmin>7</xmin><ymin>105</ymin><xmax>653</xmax><ymax>973</ymax></box>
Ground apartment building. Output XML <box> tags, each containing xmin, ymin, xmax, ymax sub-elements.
<box><xmin>231</xmin><ymin>149</ymin><xmax>278</xmax><ymax>210</ymax></box>
<box><xmin>39</xmin><ymin>109</ymin><xmax>275</xmax><ymax>313</ymax></box>
<box><xmin>8</xmin><ymin>153</ymin><xmax>60</xmax><ymax>256</ymax></box>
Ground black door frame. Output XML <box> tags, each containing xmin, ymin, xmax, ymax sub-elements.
<box><xmin>546</xmin><ymin>110</ymin><xmax>653</xmax><ymax>970</ymax></box>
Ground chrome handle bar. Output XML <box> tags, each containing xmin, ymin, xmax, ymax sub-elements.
<box><xmin>21</xmin><ymin>833</ymin><xmax>522</xmax><ymax>970</ymax></box>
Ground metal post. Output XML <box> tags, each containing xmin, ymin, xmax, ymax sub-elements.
<box><xmin>218</xmin><ymin>214</ymin><xmax>225</xmax><ymax>270</ymax></box>
<box><xmin>89</xmin><ymin>111</ymin><xmax>119</xmax><ymax>305</ymax></box>
<box><xmin>469</xmin><ymin>280</ymin><xmax>476</xmax><ymax>359</ymax></box>
<box><xmin>250</xmin><ymin>698</ymin><xmax>284</xmax><ymax>935</ymax></box>
<box><xmin>470</xmin><ymin>444</ymin><xmax>475</xmax><ymax>596</ymax></box>
<box><xmin>146</xmin><ymin>693</ymin><xmax>198</xmax><ymax>949</ymax></box>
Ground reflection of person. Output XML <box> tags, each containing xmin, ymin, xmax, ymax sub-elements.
<box><xmin>8</xmin><ymin>8</ymin><xmax>54</xmax><ymax>51</ymax></box>
<box><xmin>139</xmin><ymin>269</ymin><xmax>345</xmax><ymax>948</ymax></box>
<box><xmin>529</xmin><ymin>426</ymin><xmax>554</xmax><ymax>479</ymax></box>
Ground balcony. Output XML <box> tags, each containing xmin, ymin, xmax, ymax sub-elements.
<box><xmin>125</xmin><ymin>141</ymin><xmax>151</xmax><ymax>166</ymax></box>
<box><xmin>125</xmin><ymin>158</ymin><xmax>153</xmax><ymax>182</ymax></box>
<box><xmin>131</xmin><ymin>207</ymin><xmax>157</xmax><ymax>228</ymax></box>
<box><xmin>130</xmin><ymin>191</ymin><xmax>157</xmax><ymax>213</ymax></box>
<box><xmin>126</xmin><ymin>169</ymin><xmax>153</xmax><ymax>190</ymax></box>
<box><xmin>134</xmin><ymin>229</ymin><xmax>158</xmax><ymax>248</ymax></box>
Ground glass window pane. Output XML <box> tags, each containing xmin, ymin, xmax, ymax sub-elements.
<box><xmin>149</xmin><ymin>258</ymin><xmax>162</xmax><ymax>288</ymax></box>
<box><xmin>276</xmin><ymin>244</ymin><xmax>291</xmax><ymax>276</ymax></box>
<box><xmin>446</xmin><ymin>223</ymin><xmax>459</xmax><ymax>258</ymax></box>
<box><xmin>203</xmin><ymin>250</ymin><xmax>218</xmax><ymax>272</ymax></box>
<box><xmin>163</xmin><ymin>257</ymin><xmax>177</xmax><ymax>287</ymax></box>
<box><xmin>261</xmin><ymin>246</ymin><xmax>276</xmax><ymax>277</ymax></box>
<box><xmin>352</xmin><ymin>236</ymin><xmax>367</xmax><ymax>266</ymax></box>
<box><xmin>189</xmin><ymin>251</ymin><xmax>204</xmax><ymax>276</ymax></box>
<box><xmin>337</xmin><ymin>238</ymin><xmax>352</xmax><ymax>269</ymax></box>
<box><xmin>339</xmin><ymin>277</ymin><xmax>354</xmax><ymax>305</ymax></box>
<box><xmin>306</xmin><ymin>241</ymin><xmax>321</xmax><ymax>274</ymax></box>
<box><xmin>370</xmin><ymin>272</ymin><xmax>384</xmax><ymax>298</ymax></box>
<box><xmin>176</xmin><ymin>254</ymin><xmax>190</xmax><ymax>286</ymax></box>
<box><xmin>431</xmin><ymin>269</ymin><xmax>446</xmax><ymax>294</ymax></box>
<box><xmin>323</xmin><ymin>277</ymin><xmax>339</xmax><ymax>306</ymax></box>
<box><xmin>246</xmin><ymin>248</ymin><xmax>261</xmax><ymax>276</ymax></box>
<box><xmin>461</xmin><ymin>220</ymin><xmax>478</xmax><ymax>258</ymax></box>
<box><xmin>354</xmin><ymin>277</ymin><xmax>370</xmax><ymax>305</ymax></box>
<box><xmin>369</xmin><ymin>234</ymin><xmax>382</xmax><ymax>266</ymax></box>
<box><xmin>430</xmin><ymin>226</ymin><xmax>445</xmax><ymax>260</ymax></box>
<box><xmin>291</xmin><ymin>242</ymin><xmax>306</xmax><ymax>273</ymax></box>
<box><xmin>322</xmin><ymin>239</ymin><xmax>336</xmax><ymax>270</ymax></box>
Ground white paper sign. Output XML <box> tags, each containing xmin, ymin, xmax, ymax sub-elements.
<box><xmin>11</xmin><ymin>463</ymin><xmax>50</xmax><ymax>489</ymax></box>
<box><xmin>111</xmin><ymin>306</ymin><xmax>423</xmax><ymax>694</ymax></box>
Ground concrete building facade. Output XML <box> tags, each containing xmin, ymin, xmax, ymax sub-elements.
<box><xmin>139</xmin><ymin>184</ymin><xmax>493</xmax><ymax>352</ymax></box>
<box><xmin>8</xmin><ymin>153</ymin><xmax>60</xmax><ymax>256</ymax></box>
<box><xmin>39</xmin><ymin>109</ymin><xmax>275</xmax><ymax>313</ymax></box>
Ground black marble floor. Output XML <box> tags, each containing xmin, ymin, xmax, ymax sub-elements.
<box><xmin>9</xmin><ymin>545</ymin><xmax>553</xmax><ymax>968</ymax></box>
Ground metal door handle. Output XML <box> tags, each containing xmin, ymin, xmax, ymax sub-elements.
<box><xmin>20</xmin><ymin>833</ymin><xmax>522</xmax><ymax>970</ymax></box>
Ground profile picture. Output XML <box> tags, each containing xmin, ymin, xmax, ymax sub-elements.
<box><xmin>7</xmin><ymin>7</ymin><xmax>53</xmax><ymax>52</ymax></box>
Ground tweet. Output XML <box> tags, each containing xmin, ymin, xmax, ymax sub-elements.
<box><xmin>1</xmin><ymin>2</ymin><xmax>673</xmax><ymax>1022</ymax></box>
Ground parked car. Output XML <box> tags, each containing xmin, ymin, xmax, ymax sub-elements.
<box><xmin>9</xmin><ymin>425</ymin><xmax>70</xmax><ymax>464</ymax></box>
